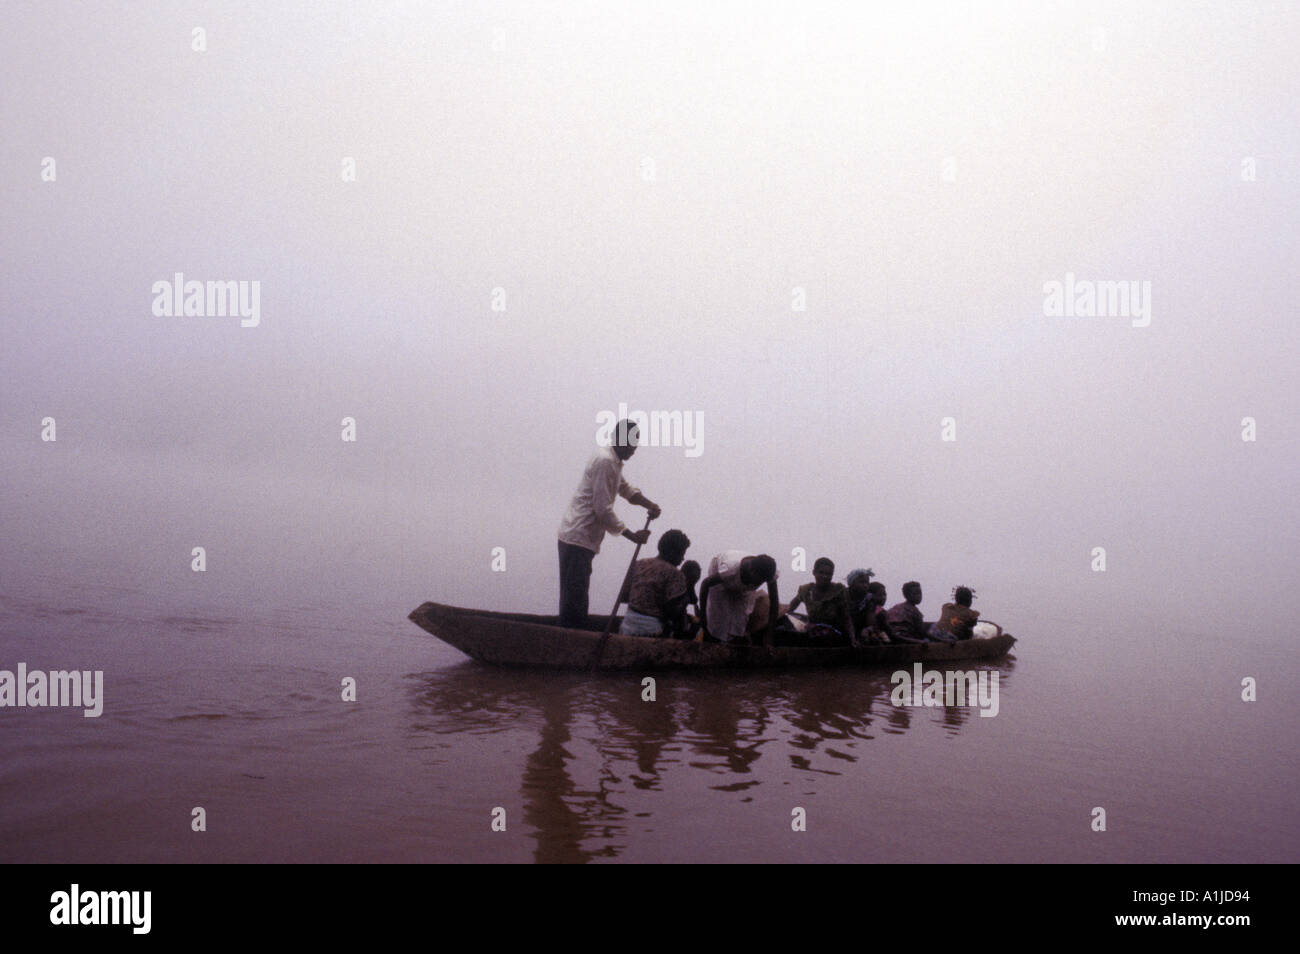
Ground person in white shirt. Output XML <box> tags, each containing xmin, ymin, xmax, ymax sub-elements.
<box><xmin>557</xmin><ymin>420</ymin><xmax>660</xmax><ymax>628</ymax></box>
<box><xmin>698</xmin><ymin>551</ymin><xmax>780</xmax><ymax>644</ymax></box>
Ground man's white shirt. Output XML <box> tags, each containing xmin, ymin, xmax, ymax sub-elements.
<box><xmin>557</xmin><ymin>445</ymin><xmax>641</xmax><ymax>554</ymax></box>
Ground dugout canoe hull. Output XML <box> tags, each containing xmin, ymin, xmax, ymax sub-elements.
<box><xmin>407</xmin><ymin>601</ymin><xmax>1017</xmax><ymax>671</ymax></box>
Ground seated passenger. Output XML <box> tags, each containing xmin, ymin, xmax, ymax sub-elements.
<box><xmin>845</xmin><ymin>568</ymin><xmax>877</xmax><ymax>638</ymax></box>
<box><xmin>618</xmin><ymin>529</ymin><xmax>691</xmax><ymax>638</ymax></box>
<box><xmin>931</xmin><ymin>586</ymin><xmax>981</xmax><ymax>641</ymax></box>
<box><xmin>699</xmin><ymin>551</ymin><xmax>780</xmax><ymax>644</ymax></box>
<box><xmin>859</xmin><ymin>581</ymin><xmax>894</xmax><ymax>645</ymax></box>
<box><xmin>786</xmin><ymin>557</ymin><xmax>855</xmax><ymax>646</ymax></box>
<box><xmin>885</xmin><ymin>581</ymin><xmax>930</xmax><ymax>643</ymax></box>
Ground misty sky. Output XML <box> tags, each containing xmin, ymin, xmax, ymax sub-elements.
<box><xmin>2</xmin><ymin>1</ymin><xmax>1297</xmax><ymax>642</ymax></box>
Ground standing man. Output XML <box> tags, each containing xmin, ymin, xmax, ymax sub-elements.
<box><xmin>557</xmin><ymin>419</ymin><xmax>661</xmax><ymax>628</ymax></box>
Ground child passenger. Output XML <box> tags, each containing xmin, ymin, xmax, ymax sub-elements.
<box><xmin>931</xmin><ymin>586</ymin><xmax>981</xmax><ymax>641</ymax></box>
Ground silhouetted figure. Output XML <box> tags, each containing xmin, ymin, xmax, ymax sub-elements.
<box><xmin>932</xmin><ymin>585</ymin><xmax>980</xmax><ymax>641</ymax></box>
<box><xmin>786</xmin><ymin>557</ymin><xmax>854</xmax><ymax>646</ymax></box>
<box><xmin>845</xmin><ymin>568</ymin><xmax>876</xmax><ymax>639</ymax></box>
<box><xmin>556</xmin><ymin>419</ymin><xmax>660</xmax><ymax>628</ymax></box>
<box><xmin>619</xmin><ymin>529</ymin><xmax>691</xmax><ymax>638</ymax></box>
<box><xmin>885</xmin><ymin>581</ymin><xmax>930</xmax><ymax>643</ymax></box>
<box><xmin>859</xmin><ymin>581</ymin><xmax>894</xmax><ymax>645</ymax></box>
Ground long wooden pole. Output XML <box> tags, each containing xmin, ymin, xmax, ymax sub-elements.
<box><xmin>590</xmin><ymin>513</ymin><xmax>654</xmax><ymax>670</ymax></box>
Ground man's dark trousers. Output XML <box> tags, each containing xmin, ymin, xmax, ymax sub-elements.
<box><xmin>557</xmin><ymin>540</ymin><xmax>596</xmax><ymax>628</ymax></box>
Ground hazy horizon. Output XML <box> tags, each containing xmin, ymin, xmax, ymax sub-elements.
<box><xmin>3</xmin><ymin>1</ymin><xmax>1297</xmax><ymax>646</ymax></box>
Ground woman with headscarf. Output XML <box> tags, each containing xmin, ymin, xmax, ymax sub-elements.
<box><xmin>846</xmin><ymin>568</ymin><xmax>877</xmax><ymax>642</ymax></box>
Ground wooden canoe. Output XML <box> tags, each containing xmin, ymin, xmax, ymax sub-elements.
<box><xmin>408</xmin><ymin>601</ymin><xmax>1017</xmax><ymax>671</ymax></box>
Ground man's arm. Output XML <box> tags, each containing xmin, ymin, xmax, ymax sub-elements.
<box><xmin>594</xmin><ymin>463</ymin><xmax>651</xmax><ymax>543</ymax></box>
<box><xmin>593</xmin><ymin>460</ymin><xmax>627</xmax><ymax>537</ymax></box>
<box><xmin>698</xmin><ymin>575</ymin><xmax>720</xmax><ymax>637</ymax></box>
<box><xmin>618</xmin><ymin>475</ymin><xmax>660</xmax><ymax>518</ymax></box>
<box><xmin>626</xmin><ymin>489</ymin><xmax>661</xmax><ymax>518</ymax></box>
<box><xmin>766</xmin><ymin>580</ymin><xmax>780</xmax><ymax>633</ymax></box>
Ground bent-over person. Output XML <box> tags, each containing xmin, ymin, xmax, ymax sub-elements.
<box><xmin>699</xmin><ymin>551</ymin><xmax>780</xmax><ymax>644</ymax></box>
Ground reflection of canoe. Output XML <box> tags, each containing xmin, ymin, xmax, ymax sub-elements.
<box><xmin>408</xmin><ymin>602</ymin><xmax>1017</xmax><ymax>672</ymax></box>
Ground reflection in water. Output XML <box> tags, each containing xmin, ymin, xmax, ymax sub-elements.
<box><xmin>523</xmin><ymin>686</ymin><xmax>612</xmax><ymax>863</ymax></box>
<box><xmin>409</xmin><ymin>655</ymin><xmax>1016</xmax><ymax>862</ymax></box>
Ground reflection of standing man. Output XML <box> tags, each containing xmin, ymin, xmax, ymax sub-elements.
<box><xmin>557</xmin><ymin>420</ymin><xmax>660</xmax><ymax>628</ymax></box>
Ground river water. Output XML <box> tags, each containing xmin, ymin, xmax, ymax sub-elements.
<box><xmin>0</xmin><ymin>573</ymin><xmax>1295</xmax><ymax>864</ymax></box>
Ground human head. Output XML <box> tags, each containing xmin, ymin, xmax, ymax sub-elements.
<box><xmin>868</xmin><ymin>581</ymin><xmax>887</xmax><ymax>605</ymax></box>
<box><xmin>846</xmin><ymin>568</ymin><xmax>873</xmax><ymax>597</ymax></box>
<box><xmin>953</xmin><ymin>586</ymin><xmax>974</xmax><ymax>607</ymax></box>
<box><xmin>902</xmin><ymin>581</ymin><xmax>922</xmax><ymax>604</ymax></box>
<box><xmin>681</xmin><ymin>559</ymin><xmax>701</xmax><ymax>585</ymax></box>
<box><xmin>741</xmin><ymin>554</ymin><xmax>778</xmax><ymax>587</ymax></box>
<box><xmin>612</xmin><ymin>419</ymin><xmax>640</xmax><ymax>460</ymax></box>
<box><xmin>656</xmin><ymin>529</ymin><xmax>691</xmax><ymax>566</ymax></box>
<box><xmin>812</xmin><ymin>557</ymin><xmax>834</xmax><ymax>585</ymax></box>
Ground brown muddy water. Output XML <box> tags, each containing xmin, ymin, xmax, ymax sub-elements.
<box><xmin>0</xmin><ymin>575</ymin><xmax>1295</xmax><ymax>863</ymax></box>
